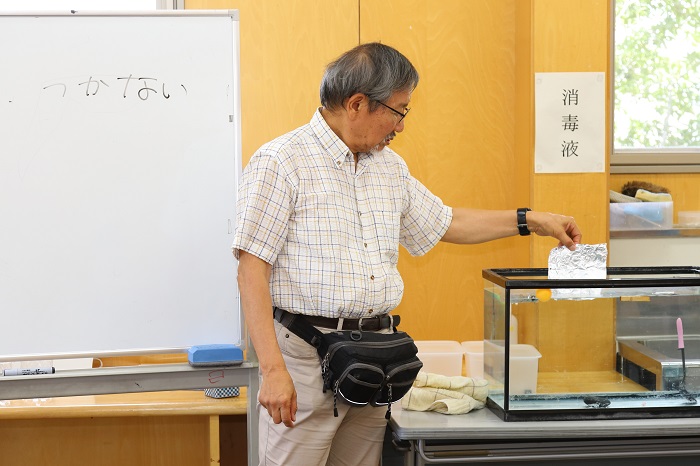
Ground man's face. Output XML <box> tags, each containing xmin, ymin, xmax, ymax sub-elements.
<box><xmin>364</xmin><ymin>89</ymin><xmax>412</xmax><ymax>152</ymax></box>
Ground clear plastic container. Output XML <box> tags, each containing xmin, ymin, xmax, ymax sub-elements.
<box><xmin>610</xmin><ymin>201</ymin><xmax>673</xmax><ymax>230</ymax></box>
<box><xmin>415</xmin><ymin>340</ymin><xmax>464</xmax><ymax>376</ymax></box>
<box><xmin>678</xmin><ymin>211</ymin><xmax>700</xmax><ymax>227</ymax></box>
<box><xmin>461</xmin><ymin>340</ymin><xmax>484</xmax><ymax>379</ymax></box>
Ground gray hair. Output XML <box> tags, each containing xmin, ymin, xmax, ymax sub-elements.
<box><xmin>320</xmin><ymin>42</ymin><xmax>419</xmax><ymax>111</ymax></box>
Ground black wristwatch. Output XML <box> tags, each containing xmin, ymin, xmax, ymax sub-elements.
<box><xmin>517</xmin><ymin>208</ymin><xmax>531</xmax><ymax>236</ymax></box>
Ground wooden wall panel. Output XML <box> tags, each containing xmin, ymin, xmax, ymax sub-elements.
<box><xmin>535</xmin><ymin>300</ymin><xmax>616</xmax><ymax>372</ymax></box>
<box><xmin>514</xmin><ymin>0</ymin><xmax>534</xmax><ymax>259</ymax></box>
<box><xmin>516</xmin><ymin>299</ymin><xmax>616</xmax><ymax>372</ymax></box>
<box><xmin>531</xmin><ymin>0</ymin><xmax>611</xmax><ymax>267</ymax></box>
<box><xmin>529</xmin><ymin>0</ymin><xmax>613</xmax><ymax>371</ymax></box>
<box><xmin>360</xmin><ymin>0</ymin><xmax>528</xmax><ymax>342</ymax></box>
<box><xmin>185</xmin><ymin>0</ymin><xmax>358</xmax><ymax>165</ymax></box>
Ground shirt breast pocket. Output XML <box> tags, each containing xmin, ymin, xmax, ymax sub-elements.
<box><xmin>374</xmin><ymin>211</ymin><xmax>401</xmax><ymax>265</ymax></box>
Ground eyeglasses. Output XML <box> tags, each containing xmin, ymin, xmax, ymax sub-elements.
<box><xmin>375</xmin><ymin>100</ymin><xmax>410</xmax><ymax>123</ymax></box>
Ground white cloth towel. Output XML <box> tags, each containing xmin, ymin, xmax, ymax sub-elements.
<box><xmin>401</xmin><ymin>372</ymin><xmax>488</xmax><ymax>415</ymax></box>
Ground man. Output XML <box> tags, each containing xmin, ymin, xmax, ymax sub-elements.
<box><xmin>233</xmin><ymin>42</ymin><xmax>581</xmax><ymax>466</ymax></box>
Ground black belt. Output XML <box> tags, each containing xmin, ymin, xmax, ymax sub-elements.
<box><xmin>273</xmin><ymin>307</ymin><xmax>400</xmax><ymax>331</ymax></box>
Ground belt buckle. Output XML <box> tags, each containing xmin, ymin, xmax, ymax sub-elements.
<box><xmin>358</xmin><ymin>317</ymin><xmax>368</xmax><ymax>331</ymax></box>
<box><xmin>358</xmin><ymin>315</ymin><xmax>392</xmax><ymax>331</ymax></box>
<box><xmin>357</xmin><ymin>316</ymin><xmax>379</xmax><ymax>331</ymax></box>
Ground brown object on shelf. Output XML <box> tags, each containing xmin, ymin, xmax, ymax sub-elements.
<box><xmin>621</xmin><ymin>180</ymin><xmax>670</xmax><ymax>197</ymax></box>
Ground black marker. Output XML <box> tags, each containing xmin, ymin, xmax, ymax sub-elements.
<box><xmin>3</xmin><ymin>367</ymin><xmax>55</xmax><ymax>376</ymax></box>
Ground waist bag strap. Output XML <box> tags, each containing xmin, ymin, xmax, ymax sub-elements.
<box><xmin>273</xmin><ymin>307</ymin><xmax>326</xmax><ymax>351</ymax></box>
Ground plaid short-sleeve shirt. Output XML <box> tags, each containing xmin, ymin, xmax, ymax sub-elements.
<box><xmin>233</xmin><ymin>109</ymin><xmax>452</xmax><ymax>318</ymax></box>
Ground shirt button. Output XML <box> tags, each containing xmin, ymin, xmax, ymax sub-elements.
<box><xmin>336</xmin><ymin>160</ymin><xmax>341</xmax><ymax>166</ymax></box>
<box><xmin>368</xmin><ymin>309</ymin><xmax>374</xmax><ymax>314</ymax></box>
<box><xmin>364</xmin><ymin>243</ymin><xmax>368</xmax><ymax>248</ymax></box>
<box><xmin>370</xmin><ymin>275</ymin><xmax>374</xmax><ymax>280</ymax></box>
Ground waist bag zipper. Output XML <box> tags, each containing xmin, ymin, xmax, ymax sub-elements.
<box><xmin>333</xmin><ymin>379</ymin><xmax>340</xmax><ymax>417</ymax></box>
<box><xmin>385</xmin><ymin>382</ymin><xmax>393</xmax><ymax>419</ymax></box>
<box><xmin>321</xmin><ymin>352</ymin><xmax>331</xmax><ymax>391</ymax></box>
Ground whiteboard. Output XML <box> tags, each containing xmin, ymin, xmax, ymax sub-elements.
<box><xmin>0</xmin><ymin>11</ymin><xmax>242</xmax><ymax>360</ymax></box>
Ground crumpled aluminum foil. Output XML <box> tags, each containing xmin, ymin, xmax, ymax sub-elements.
<box><xmin>548</xmin><ymin>243</ymin><xmax>608</xmax><ymax>280</ymax></box>
<box><xmin>548</xmin><ymin>244</ymin><xmax>608</xmax><ymax>299</ymax></box>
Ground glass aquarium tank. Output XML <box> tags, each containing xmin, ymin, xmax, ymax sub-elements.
<box><xmin>483</xmin><ymin>266</ymin><xmax>700</xmax><ymax>421</ymax></box>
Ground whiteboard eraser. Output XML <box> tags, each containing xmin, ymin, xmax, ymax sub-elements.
<box><xmin>188</xmin><ymin>344</ymin><xmax>244</xmax><ymax>367</ymax></box>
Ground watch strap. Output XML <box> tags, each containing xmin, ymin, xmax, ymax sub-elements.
<box><xmin>517</xmin><ymin>208</ymin><xmax>531</xmax><ymax>236</ymax></box>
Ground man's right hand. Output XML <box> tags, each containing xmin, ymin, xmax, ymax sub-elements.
<box><xmin>259</xmin><ymin>367</ymin><xmax>298</xmax><ymax>427</ymax></box>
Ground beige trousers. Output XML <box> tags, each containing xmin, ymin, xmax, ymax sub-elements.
<box><xmin>256</xmin><ymin>320</ymin><xmax>388</xmax><ymax>466</ymax></box>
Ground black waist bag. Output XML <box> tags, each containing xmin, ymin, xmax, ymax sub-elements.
<box><xmin>275</xmin><ymin>309</ymin><xmax>422</xmax><ymax>419</ymax></box>
<box><xmin>319</xmin><ymin>329</ymin><xmax>423</xmax><ymax>418</ymax></box>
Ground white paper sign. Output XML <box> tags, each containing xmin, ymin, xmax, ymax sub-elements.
<box><xmin>535</xmin><ymin>72</ymin><xmax>605</xmax><ymax>173</ymax></box>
